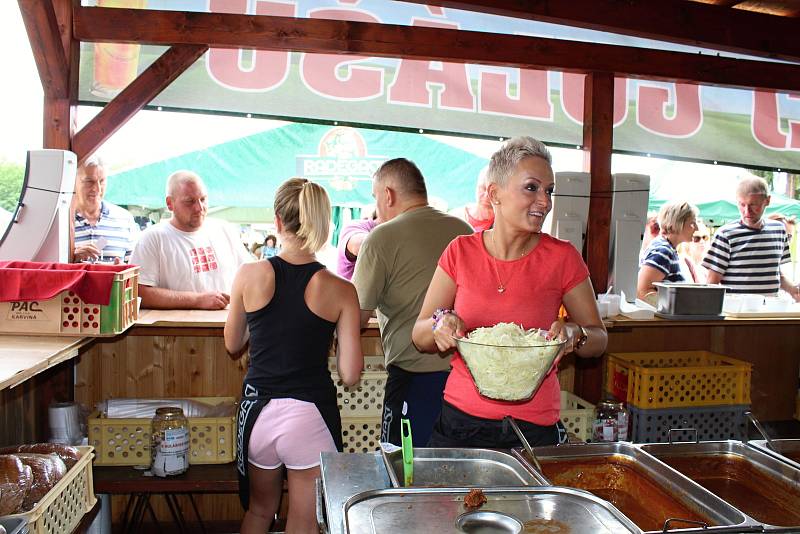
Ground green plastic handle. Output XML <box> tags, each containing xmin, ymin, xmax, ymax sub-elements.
<box><xmin>401</xmin><ymin>418</ymin><xmax>413</xmax><ymax>486</ymax></box>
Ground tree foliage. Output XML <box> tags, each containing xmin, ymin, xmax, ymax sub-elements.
<box><xmin>0</xmin><ymin>160</ymin><xmax>24</xmax><ymax>212</ymax></box>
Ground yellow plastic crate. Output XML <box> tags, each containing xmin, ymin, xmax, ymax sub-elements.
<box><xmin>607</xmin><ymin>351</ymin><xmax>751</xmax><ymax>410</ymax></box>
<box><xmin>5</xmin><ymin>446</ymin><xmax>96</xmax><ymax>534</ymax></box>
<box><xmin>560</xmin><ymin>391</ymin><xmax>594</xmax><ymax>442</ymax></box>
<box><xmin>88</xmin><ymin>397</ymin><xmax>236</xmax><ymax>466</ymax></box>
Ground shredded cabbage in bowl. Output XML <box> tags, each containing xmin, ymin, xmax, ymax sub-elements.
<box><xmin>456</xmin><ymin>322</ymin><xmax>564</xmax><ymax>401</ymax></box>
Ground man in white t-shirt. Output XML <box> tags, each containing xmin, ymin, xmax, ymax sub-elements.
<box><xmin>131</xmin><ymin>171</ymin><xmax>252</xmax><ymax>309</ymax></box>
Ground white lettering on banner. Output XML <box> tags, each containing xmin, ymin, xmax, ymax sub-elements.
<box><xmin>301</xmin><ymin>158</ymin><xmax>383</xmax><ymax>176</ymax></box>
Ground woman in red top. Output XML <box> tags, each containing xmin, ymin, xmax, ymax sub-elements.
<box><xmin>411</xmin><ymin>136</ymin><xmax>607</xmax><ymax>447</ymax></box>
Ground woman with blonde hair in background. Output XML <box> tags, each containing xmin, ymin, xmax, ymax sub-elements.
<box><xmin>637</xmin><ymin>201</ymin><xmax>699</xmax><ymax>304</ymax></box>
<box><xmin>678</xmin><ymin>220</ymin><xmax>711</xmax><ymax>283</ymax></box>
<box><xmin>225</xmin><ymin>178</ymin><xmax>363</xmax><ymax>534</ymax></box>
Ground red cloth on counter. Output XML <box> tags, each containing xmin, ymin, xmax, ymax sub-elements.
<box><xmin>0</xmin><ymin>261</ymin><xmax>131</xmax><ymax>305</ymax></box>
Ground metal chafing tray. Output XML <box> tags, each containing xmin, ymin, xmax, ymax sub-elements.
<box><xmin>512</xmin><ymin>442</ymin><xmax>758</xmax><ymax>533</ymax></box>
<box><xmin>343</xmin><ymin>486</ymin><xmax>643</xmax><ymax>534</ymax></box>
<box><xmin>381</xmin><ymin>447</ymin><xmax>546</xmax><ymax>488</ymax></box>
<box><xmin>641</xmin><ymin>440</ymin><xmax>800</xmax><ymax>532</ymax></box>
<box><xmin>749</xmin><ymin>438</ymin><xmax>800</xmax><ymax>471</ymax></box>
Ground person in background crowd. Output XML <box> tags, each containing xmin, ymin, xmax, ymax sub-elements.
<box><xmin>639</xmin><ymin>213</ymin><xmax>660</xmax><ymax>262</ymax></box>
<box><xmin>411</xmin><ymin>136</ymin><xmax>606</xmax><ymax>448</ymax></box>
<box><xmin>72</xmin><ymin>155</ymin><xmax>140</xmax><ymax>263</ymax></box>
<box><xmin>336</xmin><ymin>210</ymin><xmax>380</xmax><ymax>280</ymax></box>
<box><xmin>353</xmin><ymin>158</ymin><xmax>472</xmax><ymax>447</ymax></box>
<box><xmin>768</xmin><ymin>213</ymin><xmax>797</xmax><ymax>282</ymax></box>
<box><xmin>637</xmin><ymin>201</ymin><xmax>699</xmax><ymax>303</ymax></box>
<box><xmin>450</xmin><ymin>166</ymin><xmax>494</xmax><ymax>231</ymax></box>
<box><xmin>131</xmin><ymin>170</ymin><xmax>252</xmax><ymax>309</ymax></box>
<box><xmin>703</xmin><ymin>177</ymin><xmax>800</xmax><ymax>300</ymax></box>
<box><xmin>225</xmin><ymin>178</ymin><xmax>363</xmax><ymax>534</ymax></box>
<box><xmin>678</xmin><ymin>220</ymin><xmax>711</xmax><ymax>283</ymax></box>
<box><xmin>261</xmin><ymin>234</ymin><xmax>280</xmax><ymax>259</ymax></box>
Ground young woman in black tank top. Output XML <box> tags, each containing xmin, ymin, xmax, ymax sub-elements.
<box><xmin>225</xmin><ymin>178</ymin><xmax>363</xmax><ymax>534</ymax></box>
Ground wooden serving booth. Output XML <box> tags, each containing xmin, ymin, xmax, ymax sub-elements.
<box><xmin>6</xmin><ymin>0</ymin><xmax>800</xmax><ymax>531</ymax></box>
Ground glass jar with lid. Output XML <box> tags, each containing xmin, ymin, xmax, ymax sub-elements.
<box><xmin>592</xmin><ymin>400</ymin><xmax>629</xmax><ymax>442</ymax></box>
<box><xmin>151</xmin><ymin>406</ymin><xmax>190</xmax><ymax>477</ymax></box>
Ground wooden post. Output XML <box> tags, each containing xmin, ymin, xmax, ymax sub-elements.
<box><xmin>582</xmin><ymin>72</ymin><xmax>614</xmax><ymax>294</ymax></box>
<box><xmin>577</xmin><ymin>71</ymin><xmax>614</xmax><ymax>405</ymax></box>
<box><xmin>18</xmin><ymin>0</ymin><xmax>78</xmax><ymax>149</ymax></box>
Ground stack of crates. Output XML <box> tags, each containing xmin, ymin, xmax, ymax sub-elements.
<box><xmin>329</xmin><ymin>334</ymin><xmax>386</xmax><ymax>453</ymax></box>
<box><xmin>606</xmin><ymin>350</ymin><xmax>752</xmax><ymax>443</ymax></box>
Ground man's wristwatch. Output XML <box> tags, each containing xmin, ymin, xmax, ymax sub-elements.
<box><xmin>575</xmin><ymin>324</ymin><xmax>589</xmax><ymax>350</ymax></box>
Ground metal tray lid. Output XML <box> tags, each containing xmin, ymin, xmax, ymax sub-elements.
<box><xmin>343</xmin><ymin>486</ymin><xmax>643</xmax><ymax>533</ymax></box>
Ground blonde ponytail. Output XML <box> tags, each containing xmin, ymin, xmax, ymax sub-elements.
<box><xmin>274</xmin><ymin>177</ymin><xmax>331</xmax><ymax>253</ymax></box>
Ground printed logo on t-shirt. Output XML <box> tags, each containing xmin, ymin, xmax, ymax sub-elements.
<box><xmin>189</xmin><ymin>246</ymin><xmax>219</xmax><ymax>273</ymax></box>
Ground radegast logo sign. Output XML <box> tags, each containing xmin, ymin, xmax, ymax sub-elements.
<box><xmin>296</xmin><ymin>127</ymin><xmax>385</xmax><ymax>192</ymax></box>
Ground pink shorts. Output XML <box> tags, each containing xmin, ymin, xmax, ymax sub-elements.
<box><xmin>248</xmin><ymin>398</ymin><xmax>337</xmax><ymax>470</ymax></box>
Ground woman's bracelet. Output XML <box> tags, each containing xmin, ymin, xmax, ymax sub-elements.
<box><xmin>431</xmin><ymin>308</ymin><xmax>453</xmax><ymax>331</ymax></box>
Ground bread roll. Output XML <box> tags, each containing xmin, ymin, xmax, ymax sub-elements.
<box><xmin>0</xmin><ymin>443</ymin><xmax>80</xmax><ymax>469</ymax></box>
<box><xmin>0</xmin><ymin>455</ymin><xmax>32</xmax><ymax>516</ymax></box>
<box><xmin>13</xmin><ymin>453</ymin><xmax>68</xmax><ymax>511</ymax></box>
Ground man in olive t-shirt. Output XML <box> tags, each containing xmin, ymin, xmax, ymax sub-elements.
<box><xmin>353</xmin><ymin>158</ymin><xmax>473</xmax><ymax>446</ymax></box>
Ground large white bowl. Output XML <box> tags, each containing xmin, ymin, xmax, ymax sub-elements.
<box><xmin>454</xmin><ymin>335</ymin><xmax>565</xmax><ymax>402</ymax></box>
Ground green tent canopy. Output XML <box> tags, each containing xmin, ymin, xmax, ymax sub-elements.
<box><xmin>105</xmin><ymin>122</ymin><xmax>488</xmax><ymax>212</ymax></box>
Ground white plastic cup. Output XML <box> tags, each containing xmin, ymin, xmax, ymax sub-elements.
<box><xmin>596</xmin><ymin>299</ymin><xmax>609</xmax><ymax>319</ymax></box>
<box><xmin>599</xmin><ymin>294</ymin><xmax>621</xmax><ymax>317</ymax></box>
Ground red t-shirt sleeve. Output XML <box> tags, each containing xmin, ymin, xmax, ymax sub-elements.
<box><xmin>438</xmin><ymin>236</ymin><xmax>462</xmax><ymax>281</ymax></box>
<box><xmin>559</xmin><ymin>240</ymin><xmax>590</xmax><ymax>295</ymax></box>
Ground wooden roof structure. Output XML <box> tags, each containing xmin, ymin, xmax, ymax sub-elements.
<box><xmin>15</xmin><ymin>0</ymin><xmax>800</xmax><ymax>292</ymax></box>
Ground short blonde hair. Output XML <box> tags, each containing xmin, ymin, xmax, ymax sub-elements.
<box><xmin>658</xmin><ymin>201</ymin><xmax>699</xmax><ymax>235</ymax></box>
<box><xmin>487</xmin><ymin>136</ymin><xmax>552</xmax><ymax>187</ymax></box>
<box><xmin>736</xmin><ymin>176</ymin><xmax>769</xmax><ymax>198</ymax></box>
<box><xmin>166</xmin><ymin>170</ymin><xmax>204</xmax><ymax>197</ymax></box>
<box><xmin>274</xmin><ymin>177</ymin><xmax>331</xmax><ymax>253</ymax></box>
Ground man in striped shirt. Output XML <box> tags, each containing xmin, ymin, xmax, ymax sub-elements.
<box><xmin>702</xmin><ymin>177</ymin><xmax>800</xmax><ymax>300</ymax></box>
<box><xmin>73</xmin><ymin>156</ymin><xmax>140</xmax><ymax>263</ymax></box>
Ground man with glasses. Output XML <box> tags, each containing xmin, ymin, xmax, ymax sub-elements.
<box><xmin>72</xmin><ymin>156</ymin><xmax>140</xmax><ymax>263</ymax></box>
<box><xmin>703</xmin><ymin>177</ymin><xmax>800</xmax><ymax>300</ymax></box>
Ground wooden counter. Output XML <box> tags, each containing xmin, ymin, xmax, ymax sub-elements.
<box><xmin>0</xmin><ymin>335</ymin><xmax>91</xmax><ymax>391</ymax></box>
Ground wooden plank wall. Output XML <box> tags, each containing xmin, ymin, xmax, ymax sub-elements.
<box><xmin>75</xmin><ymin>328</ymin><xmax>247</xmax><ymax>525</ymax></box>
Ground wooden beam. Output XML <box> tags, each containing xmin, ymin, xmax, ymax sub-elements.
<box><xmin>582</xmin><ymin>72</ymin><xmax>614</xmax><ymax>296</ymax></box>
<box><xmin>72</xmin><ymin>44</ymin><xmax>208</xmax><ymax>163</ymax></box>
<box><xmin>72</xmin><ymin>6</ymin><xmax>800</xmax><ymax>94</ymax></box>
<box><xmin>402</xmin><ymin>0</ymin><xmax>800</xmax><ymax>63</ymax></box>
<box><xmin>17</xmin><ymin>0</ymin><xmax>69</xmax><ymax>99</ymax></box>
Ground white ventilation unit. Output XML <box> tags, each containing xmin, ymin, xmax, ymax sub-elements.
<box><xmin>0</xmin><ymin>150</ymin><xmax>76</xmax><ymax>262</ymax></box>
<box><xmin>608</xmin><ymin>173</ymin><xmax>650</xmax><ymax>302</ymax></box>
<box><xmin>544</xmin><ymin>171</ymin><xmax>590</xmax><ymax>253</ymax></box>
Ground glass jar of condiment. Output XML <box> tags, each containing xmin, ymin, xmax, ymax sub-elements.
<box><xmin>150</xmin><ymin>406</ymin><xmax>190</xmax><ymax>477</ymax></box>
<box><xmin>592</xmin><ymin>400</ymin><xmax>629</xmax><ymax>442</ymax></box>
